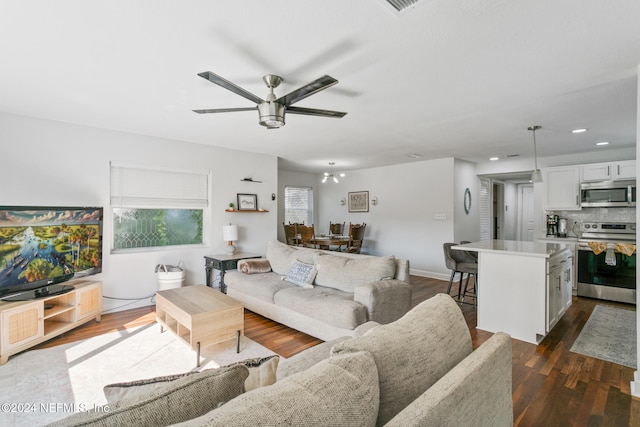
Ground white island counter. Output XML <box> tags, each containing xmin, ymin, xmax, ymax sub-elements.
<box><xmin>453</xmin><ymin>240</ymin><xmax>573</xmax><ymax>344</ymax></box>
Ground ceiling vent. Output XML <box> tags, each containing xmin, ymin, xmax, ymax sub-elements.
<box><xmin>385</xmin><ymin>0</ymin><xmax>423</xmax><ymax>12</ymax></box>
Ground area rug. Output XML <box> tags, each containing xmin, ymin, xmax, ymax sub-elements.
<box><xmin>570</xmin><ymin>304</ymin><xmax>636</xmax><ymax>369</ymax></box>
<box><xmin>0</xmin><ymin>324</ymin><xmax>278</xmax><ymax>426</ymax></box>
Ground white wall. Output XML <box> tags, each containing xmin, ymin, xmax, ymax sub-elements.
<box><xmin>316</xmin><ymin>158</ymin><xmax>456</xmax><ymax>279</ymax></box>
<box><xmin>453</xmin><ymin>159</ymin><xmax>480</xmax><ymax>243</ymax></box>
<box><xmin>0</xmin><ymin>113</ymin><xmax>278</xmax><ymax>313</ymax></box>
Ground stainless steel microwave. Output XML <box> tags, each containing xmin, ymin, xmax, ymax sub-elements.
<box><xmin>580</xmin><ymin>180</ymin><xmax>636</xmax><ymax>207</ymax></box>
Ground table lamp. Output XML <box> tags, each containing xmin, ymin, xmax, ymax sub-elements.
<box><xmin>223</xmin><ymin>224</ymin><xmax>238</xmax><ymax>255</ymax></box>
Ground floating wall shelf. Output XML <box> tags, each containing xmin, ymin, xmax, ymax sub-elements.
<box><xmin>225</xmin><ymin>209</ymin><xmax>269</xmax><ymax>213</ymax></box>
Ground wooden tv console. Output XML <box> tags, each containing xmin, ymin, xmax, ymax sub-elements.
<box><xmin>0</xmin><ymin>280</ymin><xmax>102</xmax><ymax>365</ymax></box>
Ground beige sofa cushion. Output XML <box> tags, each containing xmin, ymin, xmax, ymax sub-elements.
<box><xmin>266</xmin><ymin>240</ymin><xmax>318</xmax><ymax>275</ymax></box>
<box><xmin>331</xmin><ymin>293</ymin><xmax>473</xmax><ymax>426</ymax></box>
<box><xmin>313</xmin><ymin>253</ymin><xmax>396</xmax><ymax>293</ymax></box>
<box><xmin>50</xmin><ymin>364</ymin><xmax>249</xmax><ymax>427</ymax></box>
<box><xmin>385</xmin><ymin>332</ymin><xmax>513</xmax><ymax>427</ymax></box>
<box><xmin>274</xmin><ymin>286</ymin><xmax>367</xmax><ymax>329</ymax></box>
<box><xmin>224</xmin><ymin>270</ymin><xmax>293</xmax><ymax>303</ymax></box>
<box><xmin>178</xmin><ymin>351</ymin><xmax>380</xmax><ymax>427</ymax></box>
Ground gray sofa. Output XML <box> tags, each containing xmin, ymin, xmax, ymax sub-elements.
<box><xmin>51</xmin><ymin>294</ymin><xmax>513</xmax><ymax>426</ymax></box>
<box><xmin>224</xmin><ymin>240</ymin><xmax>413</xmax><ymax>341</ymax></box>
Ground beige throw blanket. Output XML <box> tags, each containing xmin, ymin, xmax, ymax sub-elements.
<box><xmin>238</xmin><ymin>259</ymin><xmax>272</xmax><ymax>274</ymax></box>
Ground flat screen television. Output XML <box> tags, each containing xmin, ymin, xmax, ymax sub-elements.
<box><xmin>0</xmin><ymin>206</ymin><xmax>103</xmax><ymax>301</ymax></box>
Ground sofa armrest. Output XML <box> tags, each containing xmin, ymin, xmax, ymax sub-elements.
<box><xmin>384</xmin><ymin>332</ymin><xmax>513</xmax><ymax>427</ymax></box>
<box><xmin>354</xmin><ymin>279</ymin><xmax>412</xmax><ymax>324</ymax></box>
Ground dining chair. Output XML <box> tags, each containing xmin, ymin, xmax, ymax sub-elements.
<box><xmin>459</xmin><ymin>241</ymin><xmax>478</xmax><ymax>302</ymax></box>
<box><xmin>346</xmin><ymin>223</ymin><xmax>366</xmax><ymax>253</ymax></box>
<box><xmin>442</xmin><ymin>242</ymin><xmax>478</xmax><ymax>304</ymax></box>
<box><xmin>283</xmin><ymin>223</ymin><xmax>299</xmax><ymax>246</ymax></box>
<box><xmin>329</xmin><ymin>222</ymin><xmax>345</xmax><ymax>235</ymax></box>
<box><xmin>298</xmin><ymin>224</ymin><xmax>317</xmax><ymax>248</ymax></box>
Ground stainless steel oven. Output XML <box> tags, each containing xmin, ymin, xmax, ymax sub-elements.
<box><xmin>577</xmin><ymin>222</ymin><xmax>636</xmax><ymax>304</ymax></box>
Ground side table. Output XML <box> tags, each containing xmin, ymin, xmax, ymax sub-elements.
<box><xmin>204</xmin><ymin>253</ymin><xmax>261</xmax><ymax>293</ymax></box>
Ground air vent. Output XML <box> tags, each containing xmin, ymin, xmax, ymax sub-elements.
<box><xmin>505</xmin><ymin>154</ymin><xmax>520</xmax><ymax>158</ymax></box>
<box><xmin>386</xmin><ymin>0</ymin><xmax>423</xmax><ymax>12</ymax></box>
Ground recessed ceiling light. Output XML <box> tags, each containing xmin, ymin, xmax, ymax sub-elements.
<box><xmin>408</xmin><ymin>153</ymin><xmax>423</xmax><ymax>159</ymax></box>
<box><xmin>572</xmin><ymin>128</ymin><xmax>588</xmax><ymax>133</ymax></box>
<box><xmin>596</xmin><ymin>141</ymin><xmax>609</xmax><ymax>146</ymax></box>
<box><xmin>489</xmin><ymin>157</ymin><xmax>499</xmax><ymax>161</ymax></box>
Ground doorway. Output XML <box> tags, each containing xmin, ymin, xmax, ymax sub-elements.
<box><xmin>493</xmin><ymin>182</ymin><xmax>504</xmax><ymax>239</ymax></box>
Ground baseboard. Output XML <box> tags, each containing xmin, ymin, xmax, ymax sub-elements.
<box><xmin>409</xmin><ymin>269</ymin><xmax>450</xmax><ymax>282</ymax></box>
<box><xmin>631</xmin><ymin>371</ymin><xmax>640</xmax><ymax>398</ymax></box>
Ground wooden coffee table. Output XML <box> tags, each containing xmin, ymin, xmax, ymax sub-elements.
<box><xmin>155</xmin><ymin>285</ymin><xmax>244</xmax><ymax>367</ymax></box>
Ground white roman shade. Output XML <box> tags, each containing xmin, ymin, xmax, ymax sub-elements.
<box><xmin>110</xmin><ymin>163</ymin><xmax>209</xmax><ymax>208</ymax></box>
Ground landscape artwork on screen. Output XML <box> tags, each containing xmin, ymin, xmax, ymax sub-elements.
<box><xmin>0</xmin><ymin>206</ymin><xmax>103</xmax><ymax>298</ymax></box>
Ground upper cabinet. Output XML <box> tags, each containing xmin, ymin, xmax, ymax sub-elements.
<box><xmin>581</xmin><ymin>160</ymin><xmax>636</xmax><ymax>182</ymax></box>
<box><xmin>543</xmin><ymin>166</ymin><xmax>581</xmax><ymax>210</ymax></box>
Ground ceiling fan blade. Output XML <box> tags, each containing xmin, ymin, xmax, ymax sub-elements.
<box><xmin>277</xmin><ymin>75</ymin><xmax>339</xmax><ymax>107</ymax></box>
<box><xmin>197</xmin><ymin>71</ymin><xmax>264</xmax><ymax>104</ymax></box>
<box><xmin>193</xmin><ymin>107</ymin><xmax>256</xmax><ymax>114</ymax></box>
<box><xmin>286</xmin><ymin>106</ymin><xmax>347</xmax><ymax>118</ymax></box>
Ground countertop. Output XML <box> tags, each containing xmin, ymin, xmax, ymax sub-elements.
<box><xmin>453</xmin><ymin>240</ymin><xmax>571</xmax><ymax>258</ymax></box>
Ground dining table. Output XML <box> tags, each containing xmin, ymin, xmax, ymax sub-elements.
<box><xmin>310</xmin><ymin>234</ymin><xmax>351</xmax><ymax>251</ymax></box>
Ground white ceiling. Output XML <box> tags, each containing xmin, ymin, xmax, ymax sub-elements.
<box><xmin>1</xmin><ymin>0</ymin><xmax>638</xmax><ymax>174</ymax></box>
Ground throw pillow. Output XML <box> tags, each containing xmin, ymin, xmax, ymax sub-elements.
<box><xmin>183</xmin><ymin>351</ymin><xmax>380</xmax><ymax>427</ymax></box>
<box><xmin>226</xmin><ymin>355</ymin><xmax>280</xmax><ymax>391</ymax></box>
<box><xmin>103</xmin><ymin>356</ymin><xmax>280</xmax><ymax>403</ymax></box>
<box><xmin>313</xmin><ymin>253</ymin><xmax>396</xmax><ymax>293</ymax></box>
<box><xmin>238</xmin><ymin>259</ymin><xmax>272</xmax><ymax>274</ymax></box>
<box><xmin>331</xmin><ymin>294</ymin><xmax>473</xmax><ymax>426</ymax></box>
<box><xmin>50</xmin><ymin>364</ymin><xmax>248</xmax><ymax>427</ymax></box>
<box><xmin>283</xmin><ymin>259</ymin><xmax>317</xmax><ymax>288</ymax></box>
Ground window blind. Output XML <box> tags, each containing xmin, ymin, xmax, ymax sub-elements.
<box><xmin>110</xmin><ymin>163</ymin><xmax>209</xmax><ymax>208</ymax></box>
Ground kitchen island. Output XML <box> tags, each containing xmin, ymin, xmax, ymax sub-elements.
<box><xmin>453</xmin><ymin>240</ymin><xmax>573</xmax><ymax>344</ymax></box>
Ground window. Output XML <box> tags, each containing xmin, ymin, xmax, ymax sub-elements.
<box><xmin>284</xmin><ymin>186</ymin><xmax>313</xmax><ymax>225</ymax></box>
<box><xmin>110</xmin><ymin>163</ymin><xmax>209</xmax><ymax>251</ymax></box>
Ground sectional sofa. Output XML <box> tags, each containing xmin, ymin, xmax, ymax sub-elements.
<box><xmin>50</xmin><ymin>294</ymin><xmax>513</xmax><ymax>426</ymax></box>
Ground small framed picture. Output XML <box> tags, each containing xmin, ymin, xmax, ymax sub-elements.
<box><xmin>237</xmin><ymin>193</ymin><xmax>257</xmax><ymax>210</ymax></box>
<box><xmin>348</xmin><ymin>191</ymin><xmax>369</xmax><ymax>213</ymax></box>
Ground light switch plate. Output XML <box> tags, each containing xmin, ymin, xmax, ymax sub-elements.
<box><xmin>434</xmin><ymin>212</ymin><xmax>447</xmax><ymax>220</ymax></box>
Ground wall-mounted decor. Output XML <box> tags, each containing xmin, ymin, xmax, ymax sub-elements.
<box><xmin>348</xmin><ymin>191</ymin><xmax>369</xmax><ymax>213</ymax></box>
<box><xmin>464</xmin><ymin>188</ymin><xmax>472</xmax><ymax>215</ymax></box>
<box><xmin>237</xmin><ymin>193</ymin><xmax>258</xmax><ymax>210</ymax></box>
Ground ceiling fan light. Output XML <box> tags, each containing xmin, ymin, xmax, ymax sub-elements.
<box><xmin>333</xmin><ymin>176</ymin><xmax>339</xmax><ymax>183</ymax></box>
<box><xmin>258</xmin><ymin>102</ymin><xmax>285</xmax><ymax>128</ymax></box>
<box><xmin>322</xmin><ymin>176</ymin><xmax>328</xmax><ymax>183</ymax></box>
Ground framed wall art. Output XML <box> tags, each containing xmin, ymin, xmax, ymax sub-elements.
<box><xmin>237</xmin><ymin>193</ymin><xmax>258</xmax><ymax>210</ymax></box>
<box><xmin>348</xmin><ymin>191</ymin><xmax>369</xmax><ymax>213</ymax></box>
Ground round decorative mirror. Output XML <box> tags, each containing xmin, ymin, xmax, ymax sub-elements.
<box><xmin>464</xmin><ymin>188</ymin><xmax>472</xmax><ymax>215</ymax></box>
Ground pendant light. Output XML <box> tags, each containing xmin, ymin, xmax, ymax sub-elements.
<box><xmin>528</xmin><ymin>125</ymin><xmax>543</xmax><ymax>183</ymax></box>
<box><xmin>322</xmin><ymin>162</ymin><xmax>344</xmax><ymax>183</ymax></box>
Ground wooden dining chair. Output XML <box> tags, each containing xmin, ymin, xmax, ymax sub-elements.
<box><xmin>346</xmin><ymin>223</ymin><xmax>366</xmax><ymax>253</ymax></box>
<box><xmin>283</xmin><ymin>223</ymin><xmax>299</xmax><ymax>246</ymax></box>
<box><xmin>329</xmin><ymin>222</ymin><xmax>345</xmax><ymax>235</ymax></box>
<box><xmin>297</xmin><ymin>224</ymin><xmax>317</xmax><ymax>248</ymax></box>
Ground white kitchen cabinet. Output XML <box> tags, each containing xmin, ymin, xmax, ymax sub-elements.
<box><xmin>546</xmin><ymin>251</ymin><xmax>572</xmax><ymax>333</ymax></box>
<box><xmin>542</xmin><ymin>166</ymin><xmax>581</xmax><ymax>210</ymax></box>
<box><xmin>581</xmin><ymin>160</ymin><xmax>636</xmax><ymax>181</ymax></box>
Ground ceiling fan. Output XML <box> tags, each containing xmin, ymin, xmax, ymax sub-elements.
<box><xmin>193</xmin><ymin>72</ymin><xmax>347</xmax><ymax>129</ymax></box>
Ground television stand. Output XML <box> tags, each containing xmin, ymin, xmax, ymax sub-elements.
<box><xmin>0</xmin><ymin>280</ymin><xmax>102</xmax><ymax>365</ymax></box>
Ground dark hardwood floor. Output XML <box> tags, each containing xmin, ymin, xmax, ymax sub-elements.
<box><xmin>33</xmin><ymin>276</ymin><xmax>640</xmax><ymax>426</ymax></box>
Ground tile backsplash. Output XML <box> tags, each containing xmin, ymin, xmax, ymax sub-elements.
<box><xmin>545</xmin><ymin>207</ymin><xmax>636</xmax><ymax>238</ymax></box>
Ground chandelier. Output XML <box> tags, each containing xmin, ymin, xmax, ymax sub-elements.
<box><xmin>322</xmin><ymin>162</ymin><xmax>344</xmax><ymax>184</ymax></box>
